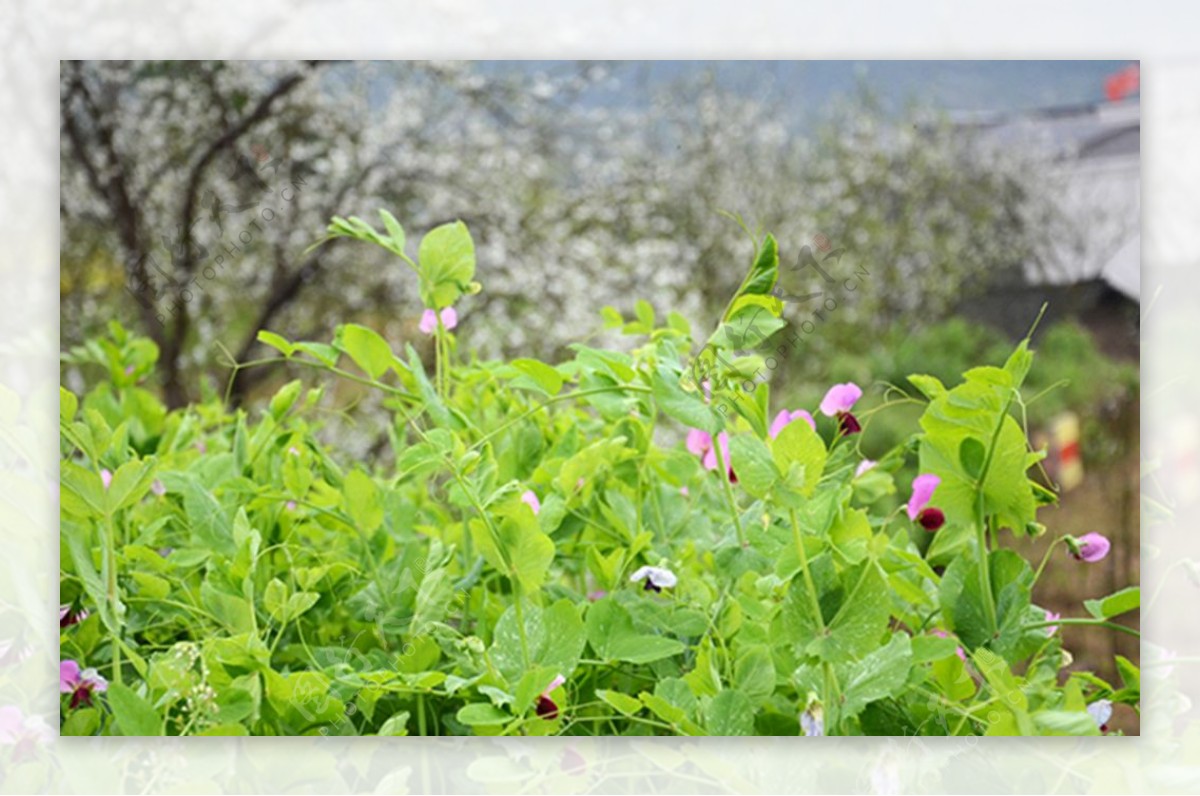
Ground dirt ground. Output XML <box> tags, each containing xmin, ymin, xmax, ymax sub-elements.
<box><xmin>1012</xmin><ymin>400</ymin><xmax>1140</xmax><ymax>734</ymax></box>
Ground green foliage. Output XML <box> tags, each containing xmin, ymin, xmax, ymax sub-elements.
<box><xmin>58</xmin><ymin>217</ymin><xmax>1136</xmax><ymax>736</ymax></box>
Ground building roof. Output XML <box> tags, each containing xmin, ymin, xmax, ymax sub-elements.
<box><xmin>957</xmin><ymin>100</ymin><xmax>1141</xmax><ymax>301</ymax></box>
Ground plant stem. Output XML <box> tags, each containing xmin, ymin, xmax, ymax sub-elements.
<box><xmin>973</xmin><ymin>496</ymin><xmax>998</xmax><ymax>636</ymax></box>
<box><xmin>789</xmin><ymin>508</ymin><xmax>841</xmax><ymax>735</ymax></box>
<box><xmin>1026</xmin><ymin>617</ymin><xmax>1140</xmax><ymax>639</ymax></box>
<box><xmin>103</xmin><ymin>514</ymin><xmax>123</xmax><ymax>686</ymax></box>
<box><xmin>713</xmin><ymin>437</ymin><xmax>745</xmax><ymax>546</ymax></box>
<box><xmin>789</xmin><ymin>509</ymin><xmax>824</xmax><ymax>626</ymax></box>
<box><xmin>1031</xmin><ymin>537</ymin><xmax>1064</xmax><ymax>587</ymax></box>
<box><xmin>972</xmin><ymin>391</ymin><xmax>1017</xmax><ymax>636</ymax></box>
<box><xmin>471</xmin><ymin>385</ymin><xmax>651</xmax><ymax>451</ymax></box>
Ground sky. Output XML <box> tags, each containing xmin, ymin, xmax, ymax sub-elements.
<box><xmin>487</xmin><ymin>60</ymin><xmax>1137</xmax><ymax>120</ymax></box>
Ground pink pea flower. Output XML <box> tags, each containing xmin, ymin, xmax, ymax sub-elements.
<box><xmin>769</xmin><ymin>409</ymin><xmax>816</xmax><ymax>439</ymax></box>
<box><xmin>854</xmin><ymin>459</ymin><xmax>877</xmax><ymax>478</ymax></box>
<box><xmin>521</xmin><ymin>490</ymin><xmax>541</xmax><ymax>515</ymax></box>
<box><xmin>419</xmin><ymin>307</ymin><xmax>458</xmax><ymax>334</ymax></box>
<box><xmin>686</xmin><ymin>429</ymin><xmax>737</xmax><ymax>482</ymax></box>
<box><xmin>286</xmin><ymin>500</ymin><xmax>297</xmax><ymax>511</ymax></box>
<box><xmin>630</xmin><ymin>565</ymin><xmax>677</xmax><ymax>593</ymax></box>
<box><xmin>150</xmin><ymin>479</ymin><xmax>166</xmax><ymax>497</ymax></box>
<box><xmin>59</xmin><ymin>603</ymin><xmax>89</xmax><ymax>629</ymax></box>
<box><xmin>1044</xmin><ymin>610</ymin><xmax>1061</xmax><ymax>636</ymax></box>
<box><xmin>586</xmin><ymin>589</ymin><xmax>607</xmax><ymax>602</ymax></box>
<box><xmin>1069</xmin><ymin>533</ymin><xmax>1111</xmax><ymax>563</ymax></box>
<box><xmin>819</xmin><ymin>382</ymin><xmax>863</xmax><ymax>435</ymax></box>
<box><xmin>686</xmin><ymin>428</ymin><xmax>712</xmax><ymax>457</ymax></box>
<box><xmin>59</xmin><ymin>660</ymin><xmax>107</xmax><ymax>709</ymax></box>
<box><xmin>100</xmin><ymin>469</ymin><xmax>113</xmax><ymax>490</ymax></box>
<box><xmin>906</xmin><ymin>474</ymin><xmax>945</xmax><ymax>531</ymax></box>
<box><xmin>536</xmin><ymin>674</ymin><xmax>566</xmax><ymax>720</ymax></box>
<box><xmin>679</xmin><ymin>486</ymin><xmax>689</xmax><ymax>497</ymax></box>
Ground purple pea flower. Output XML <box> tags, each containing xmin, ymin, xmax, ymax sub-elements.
<box><xmin>419</xmin><ymin>307</ymin><xmax>458</xmax><ymax>334</ymax></box>
<box><xmin>1069</xmin><ymin>533</ymin><xmax>1111</xmax><ymax>563</ymax></box>
<box><xmin>906</xmin><ymin>474</ymin><xmax>945</xmax><ymax>531</ymax></box>
<box><xmin>819</xmin><ymin>382</ymin><xmax>863</xmax><ymax>435</ymax></box>
<box><xmin>59</xmin><ymin>660</ymin><xmax>107</xmax><ymax>709</ymax></box>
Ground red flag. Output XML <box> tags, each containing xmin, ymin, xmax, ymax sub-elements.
<box><xmin>1105</xmin><ymin>63</ymin><xmax>1140</xmax><ymax>102</ymax></box>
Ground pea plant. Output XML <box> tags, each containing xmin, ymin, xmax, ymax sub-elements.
<box><xmin>59</xmin><ymin>212</ymin><xmax>1139</xmax><ymax>736</ymax></box>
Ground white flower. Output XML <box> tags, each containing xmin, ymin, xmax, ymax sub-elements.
<box><xmin>630</xmin><ymin>565</ymin><xmax>677</xmax><ymax>592</ymax></box>
<box><xmin>801</xmin><ymin>704</ymin><xmax>824</xmax><ymax>737</ymax></box>
<box><xmin>1087</xmin><ymin>699</ymin><xmax>1113</xmax><ymax>732</ymax></box>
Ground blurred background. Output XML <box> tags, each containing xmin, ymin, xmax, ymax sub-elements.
<box><xmin>59</xmin><ymin>60</ymin><xmax>1140</xmax><ymax>730</ymax></box>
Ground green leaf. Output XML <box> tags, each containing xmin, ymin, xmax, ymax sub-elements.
<box><xmin>713</xmin><ymin>303</ymin><xmax>786</xmax><ymax>350</ymax></box>
<box><xmin>378</xmin><ymin>209</ymin><xmax>407</xmax><ymax>255</ymax></box>
<box><xmin>106</xmin><ymin>683</ymin><xmax>164</xmax><ymax>736</ymax></box>
<box><xmin>837</xmin><ymin>634</ymin><xmax>913</xmax><ymax>719</ymax></box>
<box><xmin>1033</xmin><ymin>710</ymin><xmax>1100</xmax><ymax>736</ymax></box>
<box><xmin>741</xmin><ymin>234</ymin><xmax>779</xmax><ymax>297</ymax></box>
<box><xmin>286</xmin><ymin>592</ymin><xmax>320</xmax><ymax>621</ymax></box>
<box><xmin>269</xmin><ymin>380</ymin><xmax>302</xmax><ymax>420</ymax></box>
<box><xmin>733</xmin><ymin>645</ymin><xmax>775</xmax><ymax>706</ymax></box>
<box><xmin>294</xmin><ymin>342</ymin><xmax>340</xmax><ymax>367</ymax></box>
<box><xmin>815</xmin><ymin>562</ymin><xmax>892</xmax><ymax>663</ymax></box>
<box><xmin>510</xmin><ymin>358</ymin><xmax>564</xmax><ymax>397</ymax></box>
<box><xmin>958</xmin><ymin>437</ymin><xmax>986</xmax><ymax>481</ymax></box>
<box><xmin>418</xmin><ymin>221</ymin><xmax>476</xmax><ymax>309</ymax></box>
<box><xmin>918</xmin><ymin>362</ymin><xmax>1037</xmax><ymax>535</ymax></box>
<box><xmin>61</xmin><ymin>386</ymin><xmax>79</xmax><ymax>422</ymax></box>
<box><xmin>456</xmin><ymin>702</ymin><xmax>511</xmax><ymax>727</ymax></box>
<box><xmin>586</xmin><ymin>599</ymin><xmax>685</xmax><ymax>664</ymax></box>
<box><xmin>1084</xmin><ymin>586</ymin><xmax>1140</xmax><ymax>620</ymax></box>
<box><xmin>728</xmin><ymin>434</ymin><xmax>779</xmax><ymax>499</ymax></box>
<box><xmin>597</xmin><ymin>689</ymin><xmax>643</xmax><ymax>717</ymax></box>
<box><xmin>343</xmin><ymin>469</ymin><xmax>384</xmax><ymax>534</ymax></box>
<box><xmin>61</xmin><ymin>707</ymin><xmax>100</xmax><ymax>736</ymax></box>
<box><xmin>257</xmin><ymin>330</ymin><xmax>294</xmax><ymax>357</ymax></box>
<box><xmin>377</xmin><ymin>711</ymin><xmax>411</xmax><ymax>736</ymax></box>
<box><xmin>911</xmin><ymin>634</ymin><xmax>960</xmax><ymax>663</ymax></box>
<box><xmin>786</xmin><ymin>559</ymin><xmax>891</xmax><ymax>664</ymax></box>
<box><xmin>635</xmin><ymin>299</ymin><xmax>655</xmax><ymax>330</ymax></box>
<box><xmin>180</xmin><ymin>476</ymin><xmax>236</xmax><ymax>557</ymax></box>
<box><xmin>652</xmin><ymin>368</ymin><xmax>721</xmax><ymax>434</ymax></box>
<box><xmin>907</xmin><ymin>374</ymin><xmax>947</xmax><ymax>400</ymax></box>
<box><xmin>771</xmin><ymin>416</ymin><xmax>827</xmax><ymax>497</ymax></box>
<box><xmin>197</xmin><ymin>724</ymin><xmax>250</xmax><ymax>736</ymax></box>
<box><xmin>106</xmin><ymin>458</ymin><xmax>157</xmax><ymax>514</ymax></box>
<box><xmin>705</xmin><ymin>689</ymin><xmax>755</xmax><ymax>736</ymax></box>
<box><xmin>338</xmin><ymin>324</ymin><xmax>395</xmax><ymax>380</ymax></box>
<box><xmin>201</xmin><ymin>581</ymin><xmax>255</xmax><ymax>635</ymax></box>
<box><xmin>489</xmin><ymin>599</ymin><xmax>585</xmax><ymax>686</ymax></box>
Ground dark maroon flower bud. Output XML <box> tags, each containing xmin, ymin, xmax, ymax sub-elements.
<box><xmin>917</xmin><ymin>507</ymin><xmax>945</xmax><ymax>531</ymax></box>
<box><xmin>837</xmin><ymin>411</ymin><xmax>862</xmax><ymax>436</ymax></box>
<box><xmin>536</xmin><ymin>694</ymin><xmax>560</xmax><ymax>720</ymax></box>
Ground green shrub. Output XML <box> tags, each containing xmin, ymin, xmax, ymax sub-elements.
<box><xmin>59</xmin><ymin>215</ymin><xmax>1138</xmax><ymax>736</ymax></box>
